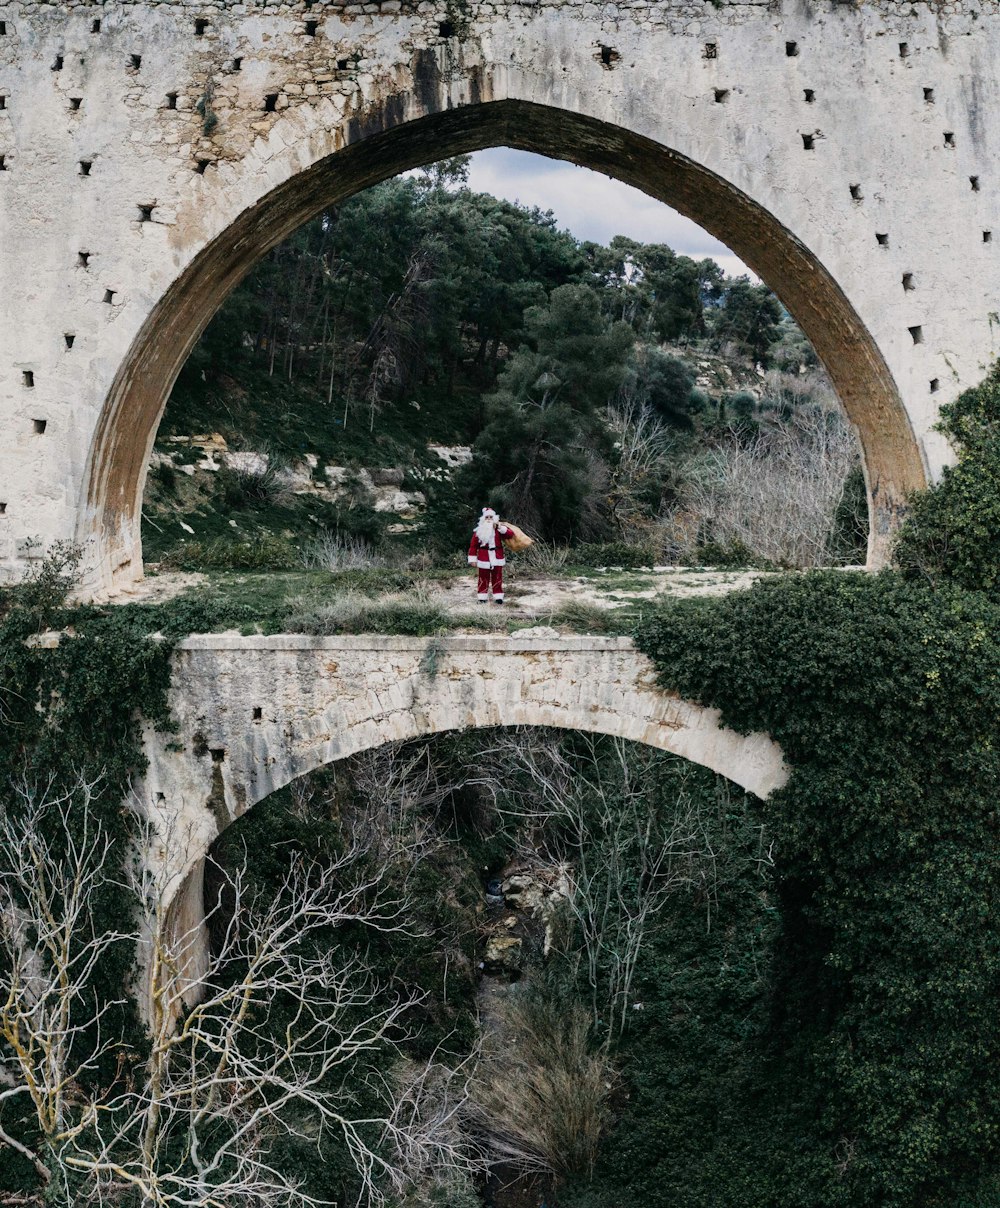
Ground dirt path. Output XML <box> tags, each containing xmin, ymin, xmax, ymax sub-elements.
<box><xmin>99</xmin><ymin>565</ymin><xmax>772</xmax><ymax>615</ymax></box>
<box><xmin>437</xmin><ymin>567</ymin><xmax>772</xmax><ymax>617</ymax></box>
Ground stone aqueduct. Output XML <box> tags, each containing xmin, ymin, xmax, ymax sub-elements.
<box><xmin>1</xmin><ymin>0</ymin><xmax>1000</xmax><ymax>591</ymax></box>
<box><xmin>139</xmin><ymin>633</ymin><xmax>787</xmax><ymax>988</ymax></box>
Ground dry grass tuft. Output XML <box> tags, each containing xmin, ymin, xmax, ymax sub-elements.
<box><xmin>471</xmin><ymin>983</ymin><xmax>612</xmax><ymax>1181</ymax></box>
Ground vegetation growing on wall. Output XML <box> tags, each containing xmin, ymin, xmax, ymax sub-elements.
<box><xmin>632</xmin><ymin>571</ymin><xmax>1000</xmax><ymax>1206</ymax></box>
<box><xmin>895</xmin><ymin>362</ymin><xmax>1000</xmax><ymax>590</ymax></box>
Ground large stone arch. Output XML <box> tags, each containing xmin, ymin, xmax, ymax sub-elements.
<box><xmin>139</xmin><ymin>633</ymin><xmax>786</xmax><ymax>1005</ymax></box>
<box><xmin>7</xmin><ymin>1</ymin><xmax>997</xmax><ymax>591</ymax></box>
<box><xmin>139</xmin><ymin>633</ymin><xmax>786</xmax><ymax>972</ymax></box>
<box><xmin>85</xmin><ymin>96</ymin><xmax>923</xmax><ymax>589</ymax></box>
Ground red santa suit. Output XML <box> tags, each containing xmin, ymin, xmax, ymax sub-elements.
<box><xmin>468</xmin><ymin>510</ymin><xmax>513</xmax><ymax>602</ymax></box>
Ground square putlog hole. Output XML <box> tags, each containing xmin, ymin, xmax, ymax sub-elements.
<box><xmin>32</xmin><ymin>418</ymin><xmax>46</xmax><ymax>434</ymax></box>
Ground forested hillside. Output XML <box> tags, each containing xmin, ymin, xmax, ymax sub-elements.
<box><xmin>145</xmin><ymin>156</ymin><xmax>866</xmax><ymax>571</ymax></box>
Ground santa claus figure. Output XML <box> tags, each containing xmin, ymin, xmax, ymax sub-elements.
<box><xmin>468</xmin><ymin>507</ymin><xmax>515</xmax><ymax>603</ymax></box>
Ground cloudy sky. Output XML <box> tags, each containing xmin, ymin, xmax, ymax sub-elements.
<box><xmin>464</xmin><ymin>147</ymin><xmax>754</xmax><ymax>279</ymax></box>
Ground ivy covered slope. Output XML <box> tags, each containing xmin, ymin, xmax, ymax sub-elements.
<box><xmin>625</xmin><ymin>367</ymin><xmax>1000</xmax><ymax>1206</ymax></box>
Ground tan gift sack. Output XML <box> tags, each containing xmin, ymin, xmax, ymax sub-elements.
<box><xmin>500</xmin><ymin>521</ymin><xmax>534</xmax><ymax>553</ymax></box>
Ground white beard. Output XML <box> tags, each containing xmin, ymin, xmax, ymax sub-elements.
<box><xmin>475</xmin><ymin>517</ymin><xmax>497</xmax><ymax>544</ymax></box>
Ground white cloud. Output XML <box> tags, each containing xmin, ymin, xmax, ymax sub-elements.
<box><xmin>463</xmin><ymin>147</ymin><xmax>756</xmax><ymax>280</ymax></box>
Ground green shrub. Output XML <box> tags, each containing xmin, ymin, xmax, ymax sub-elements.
<box><xmin>0</xmin><ymin>539</ymin><xmax>82</xmax><ymax>623</ymax></box>
<box><xmin>216</xmin><ymin>455</ymin><xmax>292</xmax><ymax>509</ymax></box>
<box><xmin>691</xmin><ymin>538</ymin><xmax>760</xmax><ymax>568</ymax></box>
<box><xmin>895</xmin><ymin>363</ymin><xmax>1000</xmax><ymax>589</ymax></box>
<box><xmin>570</xmin><ymin>541</ymin><xmax>655</xmax><ymax>568</ymax></box>
<box><xmin>632</xmin><ymin>571</ymin><xmax>1000</xmax><ymax>1206</ymax></box>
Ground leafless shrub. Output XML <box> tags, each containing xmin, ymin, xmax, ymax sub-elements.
<box><xmin>302</xmin><ymin>531</ymin><xmax>388</xmax><ymax>571</ymax></box>
<box><xmin>662</xmin><ymin>396</ymin><xmax>861</xmax><ymax>567</ymax></box>
<box><xmin>0</xmin><ymin>777</ymin><xmax>483</xmax><ymax>1207</ymax></box>
<box><xmin>346</xmin><ymin>741</ymin><xmax>462</xmax><ymax>870</ymax></box>
<box><xmin>481</xmin><ymin>732</ymin><xmax>718</xmax><ymax>1038</ymax></box>
<box><xmin>385</xmin><ymin>1047</ymin><xmax>487</xmax><ymax>1194</ymax></box>
<box><xmin>605</xmin><ymin>398</ymin><xmax>673</xmax><ymax>544</ymax></box>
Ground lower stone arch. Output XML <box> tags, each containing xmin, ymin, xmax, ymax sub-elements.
<box><xmin>141</xmin><ymin>633</ymin><xmax>786</xmax><ymax>1008</ymax></box>
<box><xmin>82</xmin><ymin>95</ymin><xmax>926</xmax><ymax>592</ymax></box>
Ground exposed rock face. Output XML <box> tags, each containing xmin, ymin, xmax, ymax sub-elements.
<box><xmin>483</xmin><ymin>925</ymin><xmax>524</xmax><ymax>978</ymax></box>
<box><xmin>502</xmin><ymin>864</ymin><xmax>572</xmax><ymax>957</ymax></box>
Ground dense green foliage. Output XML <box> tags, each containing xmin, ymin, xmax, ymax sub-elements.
<box><xmin>150</xmin><ymin>159</ymin><xmax>827</xmax><ymax>563</ymax></box>
<box><xmin>896</xmin><ymin>363</ymin><xmax>1000</xmax><ymax>590</ymax></box>
<box><xmin>630</xmin><ymin>572</ymin><xmax>1000</xmax><ymax>1206</ymax></box>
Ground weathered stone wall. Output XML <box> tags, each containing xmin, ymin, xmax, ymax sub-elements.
<box><xmin>2</xmin><ymin>0</ymin><xmax>999</xmax><ymax>588</ymax></box>
<box><xmin>135</xmin><ymin>628</ymin><xmax>787</xmax><ymax>1010</ymax></box>
<box><xmin>139</xmin><ymin>632</ymin><xmax>787</xmax><ymax>910</ymax></box>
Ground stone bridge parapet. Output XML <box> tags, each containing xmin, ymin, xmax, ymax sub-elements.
<box><xmin>135</xmin><ymin>631</ymin><xmax>787</xmax><ymax>1006</ymax></box>
<box><xmin>140</xmin><ymin>631</ymin><xmax>787</xmax><ymax>908</ymax></box>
